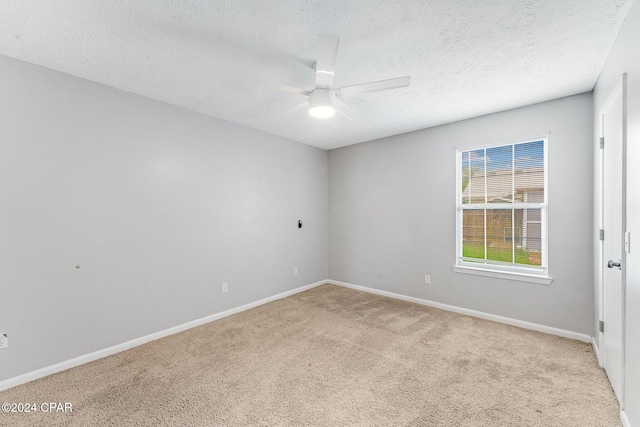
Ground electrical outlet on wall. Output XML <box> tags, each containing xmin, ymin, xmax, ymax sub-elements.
<box><xmin>424</xmin><ymin>275</ymin><xmax>431</xmax><ymax>284</ymax></box>
<box><xmin>0</xmin><ymin>333</ymin><xmax>7</xmax><ymax>349</ymax></box>
<box><xmin>222</xmin><ymin>283</ymin><xmax>228</xmax><ymax>293</ymax></box>
<box><xmin>293</xmin><ymin>267</ymin><xmax>298</xmax><ymax>275</ymax></box>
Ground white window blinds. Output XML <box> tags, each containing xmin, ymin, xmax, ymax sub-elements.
<box><xmin>457</xmin><ymin>139</ymin><xmax>547</xmax><ymax>271</ymax></box>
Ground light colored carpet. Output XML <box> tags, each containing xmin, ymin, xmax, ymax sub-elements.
<box><xmin>0</xmin><ymin>284</ymin><xmax>620</xmax><ymax>426</ymax></box>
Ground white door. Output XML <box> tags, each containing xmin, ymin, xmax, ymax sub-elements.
<box><xmin>601</xmin><ymin>76</ymin><xmax>625</xmax><ymax>404</ymax></box>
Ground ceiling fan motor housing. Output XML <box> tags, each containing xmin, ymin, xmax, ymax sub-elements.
<box><xmin>308</xmin><ymin>88</ymin><xmax>336</xmax><ymax>118</ymax></box>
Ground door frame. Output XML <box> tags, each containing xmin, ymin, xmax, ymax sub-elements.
<box><xmin>597</xmin><ymin>73</ymin><xmax>627</xmax><ymax>407</ymax></box>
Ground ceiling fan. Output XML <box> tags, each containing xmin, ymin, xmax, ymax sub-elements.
<box><xmin>280</xmin><ymin>35</ymin><xmax>411</xmax><ymax>120</ymax></box>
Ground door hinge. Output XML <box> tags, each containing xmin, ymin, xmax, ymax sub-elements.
<box><xmin>600</xmin><ymin>229</ymin><xmax>605</xmax><ymax>241</ymax></box>
<box><xmin>599</xmin><ymin>320</ymin><xmax>605</xmax><ymax>333</ymax></box>
<box><xmin>600</xmin><ymin>137</ymin><xmax>604</xmax><ymax>149</ymax></box>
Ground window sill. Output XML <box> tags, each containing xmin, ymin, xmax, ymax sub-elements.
<box><xmin>452</xmin><ymin>265</ymin><xmax>553</xmax><ymax>285</ymax></box>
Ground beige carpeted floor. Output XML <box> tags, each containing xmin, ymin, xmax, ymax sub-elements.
<box><xmin>0</xmin><ymin>284</ymin><xmax>620</xmax><ymax>426</ymax></box>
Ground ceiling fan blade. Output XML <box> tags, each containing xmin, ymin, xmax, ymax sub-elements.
<box><xmin>285</xmin><ymin>100</ymin><xmax>309</xmax><ymax>115</ymax></box>
<box><xmin>335</xmin><ymin>76</ymin><xmax>411</xmax><ymax>98</ymax></box>
<box><xmin>273</xmin><ymin>84</ymin><xmax>309</xmax><ymax>96</ymax></box>
<box><xmin>335</xmin><ymin>99</ymin><xmax>362</xmax><ymax>120</ymax></box>
<box><xmin>315</xmin><ymin>34</ymin><xmax>340</xmax><ymax>89</ymax></box>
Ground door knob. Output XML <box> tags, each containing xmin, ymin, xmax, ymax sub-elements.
<box><xmin>607</xmin><ymin>260</ymin><xmax>622</xmax><ymax>270</ymax></box>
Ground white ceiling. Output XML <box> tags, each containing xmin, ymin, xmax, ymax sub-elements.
<box><xmin>0</xmin><ymin>1</ymin><xmax>633</xmax><ymax>150</ymax></box>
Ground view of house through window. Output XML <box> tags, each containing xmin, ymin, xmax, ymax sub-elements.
<box><xmin>457</xmin><ymin>139</ymin><xmax>546</xmax><ymax>272</ymax></box>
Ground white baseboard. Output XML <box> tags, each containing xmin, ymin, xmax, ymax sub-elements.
<box><xmin>1</xmin><ymin>279</ymin><xmax>596</xmax><ymax>392</ymax></box>
<box><xmin>591</xmin><ymin>336</ymin><xmax>602</xmax><ymax>367</ymax></box>
<box><xmin>0</xmin><ymin>280</ymin><xmax>326</xmax><ymax>392</ymax></box>
<box><xmin>621</xmin><ymin>410</ymin><xmax>631</xmax><ymax>427</ymax></box>
<box><xmin>328</xmin><ymin>280</ymin><xmax>592</xmax><ymax>343</ymax></box>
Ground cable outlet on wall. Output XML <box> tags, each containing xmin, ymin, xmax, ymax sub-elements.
<box><xmin>293</xmin><ymin>267</ymin><xmax>298</xmax><ymax>275</ymax></box>
<box><xmin>424</xmin><ymin>275</ymin><xmax>431</xmax><ymax>284</ymax></box>
<box><xmin>0</xmin><ymin>333</ymin><xmax>7</xmax><ymax>349</ymax></box>
<box><xmin>221</xmin><ymin>283</ymin><xmax>228</xmax><ymax>293</ymax></box>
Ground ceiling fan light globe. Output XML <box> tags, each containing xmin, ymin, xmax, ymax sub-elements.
<box><xmin>309</xmin><ymin>104</ymin><xmax>335</xmax><ymax>119</ymax></box>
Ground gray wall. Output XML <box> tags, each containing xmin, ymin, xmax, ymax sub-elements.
<box><xmin>0</xmin><ymin>47</ymin><xmax>606</xmax><ymax>390</ymax></box>
<box><xmin>593</xmin><ymin>0</ymin><xmax>640</xmax><ymax>423</ymax></box>
<box><xmin>0</xmin><ymin>55</ymin><xmax>328</xmax><ymax>381</ymax></box>
<box><xmin>329</xmin><ymin>93</ymin><xmax>593</xmax><ymax>335</ymax></box>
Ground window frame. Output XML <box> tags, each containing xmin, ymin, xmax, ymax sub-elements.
<box><xmin>453</xmin><ymin>136</ymin><xmax>552</xmax><ymax>284</ymax></box>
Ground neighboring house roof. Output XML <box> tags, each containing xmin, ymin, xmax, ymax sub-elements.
<box><xmin>461</xmin><ymin>168</ymin><xmax>544</xmax><ymax>203</ymax></box>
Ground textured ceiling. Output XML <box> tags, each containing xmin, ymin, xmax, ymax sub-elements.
<box><xmin>0</xmin><ymin>1</ymin><xmax>633</xmax><ymax>150</ymax></box>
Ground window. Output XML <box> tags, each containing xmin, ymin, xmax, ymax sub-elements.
<box><xmin>454</xmin><ymin>138</ymin><xmax>550</xmax><ymax>283</ymax></box>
